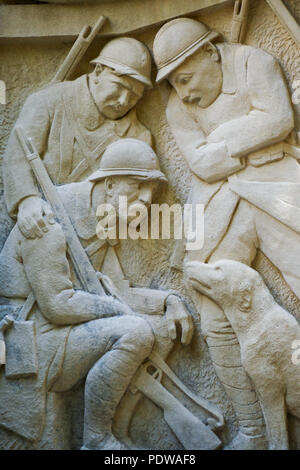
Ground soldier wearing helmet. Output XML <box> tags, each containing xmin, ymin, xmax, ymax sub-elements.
<box><xmin>153</xmin><ymin>17</ymin><xmax>299</xmax><ymax>450</ymax></box>
<box><xmin>0</xmin><ymin>138</ymin><xmax>194</xmax><ymax>449</ymax></box>
<box><xmin>3</xmin><ymin>37</ymin><xmax>153</xmax><ymax>242</ymax></box>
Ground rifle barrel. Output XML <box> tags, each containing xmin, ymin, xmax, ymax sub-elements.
<box><xmin>52</xmin><ymin>15</ymin><xmax>107</xmax><ymax>83</ymax></box>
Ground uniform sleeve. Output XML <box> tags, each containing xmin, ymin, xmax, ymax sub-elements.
<box><xmin>20</xmin><ymin>221</ymin><xmax>124</xmax><ymax>325</ymax></box>
<box><xmin>118</xmin><ymin>286</ymin><xmax>174</xmax><ymax>316</ymax></box>
<box><xmin>207</xmin><ymin>48</ymin><xmax>294</xmax><ymax>157</ymax></box>
<box><xmin>166</xmin><ymin>90</ymin><xmax>245</xmax><ymax>183</ymax></box>
<box><xmin>3</xmin><ymin>91</ymin><xmax>51</xmax><ymax>218</ymax></box>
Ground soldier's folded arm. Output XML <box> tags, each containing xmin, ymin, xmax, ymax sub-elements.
<box><xmin>120</xmin><ymin>286</ymin><xmax>193</xmax><ymax>345</ymax></box>
<box><xmin>166</xmin><ymin>93</ymin><xmax>244</xmax><ymax>182</ymax></box>
<box><xmin>167</xmin><ymin>49</ymin><xmax>294</xmax><ymax>183</ymax></box>
<box><xmin>20</xmin><ymin>221</ymin><xmax>126</xmax><ymax>325</ymax></box>
<box><xmin>206</xmin><ymin>48</ymin><xmax>294</xmax><ymax>159</ymax></box>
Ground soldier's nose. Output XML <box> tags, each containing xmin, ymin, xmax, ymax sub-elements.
<box><xmin>139</xmin><ymin>187</ymin><xmax>152</xmax><ymax>207</ymax></box>
<box><xmin>182</xmin><ymin>94</ymin><xmax>191</xmax><ymax>103</ymax></box>
<box><xmin>186</xmin><ymin>93</ymin><xmax>201</xmax><ymax>104</ymax></box>
<box><xmin>118</xmin><ymin>92</ymin><xmax>128</xmax><ymax>106</ymax></box>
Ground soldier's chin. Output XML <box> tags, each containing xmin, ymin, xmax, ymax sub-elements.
<box><xmin>198</xmin><ymin>93</ymin><xmax>219</xmax><ymax>108</ymax></box>
<box><xmin>102</xmin><ymin>105</ymin><xmax>128</xmax><ymax>120</ymax></box>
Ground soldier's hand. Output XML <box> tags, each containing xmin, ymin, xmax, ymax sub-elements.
<box><xmin>165</xmin><ymin>295</ymin><xmax>194</xmax><ymax>345</ymax></box>
<box><xmin>18</xmin><ymin>196</ymin><xmax>55</xmax><ymax>239</ymax></box>
<box><xmin>97</xmin><ymin>272</ymin><xmax>120</xmax><ymax>298</ymax></box>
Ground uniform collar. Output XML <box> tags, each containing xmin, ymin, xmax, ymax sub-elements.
<box><xmin>115</xmin><ymin>109</ymin><xmax>135</xmax><ymax>136</ymax></box>
<box><xmin>75</xmin><ymin>181</ymin><xmax>99</xmax><ymax>240</ymax></box>
<box><xmin>76</xmin><ymin>75</ymin><xmax>105</xmax><ymax>131</ymax></box>
<box><xmin>64</xmin><ymin>181</ymin><xmax>120</xmax><ymax>245</ymax></box>
<box><xmin>216</xmin><ymin>43</ymin><xmax>237</xmax><ymax>95</ymax></box>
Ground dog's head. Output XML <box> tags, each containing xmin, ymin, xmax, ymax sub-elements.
<box><xmin>185</xmin><ymin>259</ymin><xmax>262</xmax><ymax>313</ymax></box>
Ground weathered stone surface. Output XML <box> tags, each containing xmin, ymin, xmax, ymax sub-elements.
<box><xmin>0</xmin><ymin>0</ymin><xmax>232</xmax><ymax>39</ymax></box>
<box><xmin>1</xmin><ymin>0</ymin><xmax>300</xmax><ymax>451</ymax></box>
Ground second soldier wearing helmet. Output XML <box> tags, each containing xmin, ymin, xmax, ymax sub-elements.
<box><xmin>3</xmin><ymin>37</ymin><xmax>153</xmax><ymax>241</ymax></box>
<box><xmin>90</xmin><ymin>138</ymin><xmax>166</xmax><ymax>229</ymax></box>
<box><xmin>0</xmin><ymin>137</ymin><xmax>194</xmax><ymax>449</ymax></box>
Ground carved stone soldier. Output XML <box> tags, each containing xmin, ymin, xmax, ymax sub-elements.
<box><xmin>3</xmin><ymin>37</ymin><xmax>153</xmax><ymax>240</ymax></box>
<box><xmin>0</xmin><ymin>139</ymin><xmax>194</xmax><ymax>450</ymax></box>
<box><xmin>153</xmin><ymin>17</ymin><xmax>300</xmax><ymax>449</ymax></box>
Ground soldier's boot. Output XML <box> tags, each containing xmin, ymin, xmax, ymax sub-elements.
<box><xmin>82</xmin><ymin>320</ymin><xmax>154</xmax><ymax>450</ymax></box>
<box><xmin>207</xmin><ymin>339</ymin><xmax>267</xmax><ymax>450</ymax></box>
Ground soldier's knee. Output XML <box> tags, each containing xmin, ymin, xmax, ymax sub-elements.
<box><xmin>20</xmin><ymin>220</ymin><xmax>67</xmax><ymax>262</ymax></box>
<box><xmin>40</xmin><ymin>221</ymin><xmax>68</xmax><ymax>255</ymax></box>
<box><xmin>44</xmin><ymin>221</ymin><xmax>65</xmax><ymax>243</ymax></box>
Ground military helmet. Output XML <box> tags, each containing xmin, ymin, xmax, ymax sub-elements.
<box><xmin>153</xmin><ymin>18</ymin><xmax>220</xmax><ymax>83</ymax></box>
<box><xmin>89</xmin><ymin>139</ymin><xmax>167</xmax><ymax>182</ymax></box>
<box><xmin>91</xmin><ymin>37</ymin><xmax>153</xmax><ymax>88</ymax></box>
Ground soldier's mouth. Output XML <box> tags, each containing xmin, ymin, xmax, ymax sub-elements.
<box><xmin>104</xmin><ymin>103</ymin><xmax>127</xmax><ymax>114</ymax></box>
<box><xmin>183</xmin><ymin>96</ymin><xmax>201</xmax><ymax>105</ymax></box>
<box><xmin>112</xmin><ymin>102</ymin><xmax>128</xmax><ymax>111</ymax></box>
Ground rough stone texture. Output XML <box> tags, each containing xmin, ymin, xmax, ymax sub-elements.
<box><xmin>1</xmin><ymin>0</ymin><xmax>300</xmax><ymax>450</ymax></box>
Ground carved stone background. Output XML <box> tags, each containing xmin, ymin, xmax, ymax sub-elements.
<box><xmin>1</xmin><ymin>0</ymin><xmax>300</xmax><ymax>449</ymax></box>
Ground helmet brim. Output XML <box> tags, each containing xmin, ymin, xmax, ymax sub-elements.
<box><xmin>90</xmin><ymin>57</ymin><xmax>153</xmax><ymax>89</ymax></box>
<box><xmin>89</xmin><ymin>168</ymin><xmax>167</xmax><ymax>183</ymax></box>
<box><xmin>155</xmin><ymin>31</ymin><xmax>220</xmax><ymax>83</ymax></box>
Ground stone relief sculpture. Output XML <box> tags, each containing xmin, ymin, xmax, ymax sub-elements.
<box><xmin>153</xmin><ymin>16</ymin><xmax>300</xmax><ymax>450</ymax></box>
<box><xmin>1</xmin><ymin>0</ymin><xmax>300</xmax><ymax>452</ymax></box>
<box><xmin>3</xmin><ymin>37</ymin><xmax>153</xmax><ymax>240</ymax></box>
<box><xmin>0</xmin><ymin>137</ymin><xmax>222</xmax><ymax>450</ymax></box>
<box><xmin>186</xmin><ymin>259</ymin><xmax>300</xmax><ymax>450</ymax></box>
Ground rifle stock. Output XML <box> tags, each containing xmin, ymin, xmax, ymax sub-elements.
<box><xmin>132</xmin><ymin>362</ymin><xmax>222</xmax><ymax>450</ymax></box>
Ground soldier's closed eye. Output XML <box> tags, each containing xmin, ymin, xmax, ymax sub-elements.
<box><xmin>177</xmin><ymin>74</ymin><xmax>192</xmax><ymax>85</ymax></box>
<box><xmin>118</xmin><ymin>85</ymin><xmax>140</xmax><ymax>100</ymax></box>
<box><xmin>112</xmin><ymin>80</ymin><xmax>130</xmax><ymax>92</ymax></box>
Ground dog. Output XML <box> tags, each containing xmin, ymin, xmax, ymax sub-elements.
<box><xmin>186</xmin><ymin>259</ymin><xmax>300</xmax><ymax>450</ymax></box>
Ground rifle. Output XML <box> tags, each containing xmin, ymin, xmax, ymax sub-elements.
<box><xmin>16</xmin><ymin>127</ymin><xmax>105</xmax><ymax>296</ymax></box>
<box><xmin>131</xmin><ymin>357</ymin><xmax>222</xmax><ymax>450</ymax></box>
<box><xmin>230</xmin><ymin>0</ymin><xmax>249</xmax><ymax>43</ymax></box>
<box><xmin>14</xmin><ymin>126</ymin><xmax>224</xmax><ymax>449</ymax></box>
<box><xmin>51</xmin><ymin>16</ymin><xmax>107</xmax><ymax>83</ymax></box>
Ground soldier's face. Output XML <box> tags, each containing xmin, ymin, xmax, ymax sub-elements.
<box><xmin>91</xmin><ymin>68</ymin><xmax>145</xmax><ymax>119</ymax></box>
<box><xmin>168</xmin><ymin>47</ymin><xmax>222</xmax><ymax>108</ymax></box>
<box><xmin>105</xmin><ymin>176</ymin><xmax>157</xmax><ymax>223</ymax></box>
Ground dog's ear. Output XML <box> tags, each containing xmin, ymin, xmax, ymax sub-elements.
<box><xmin>237</xmin><ymin>287</ymin><xmax>252</xmax><ymax>313</ymax></box>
